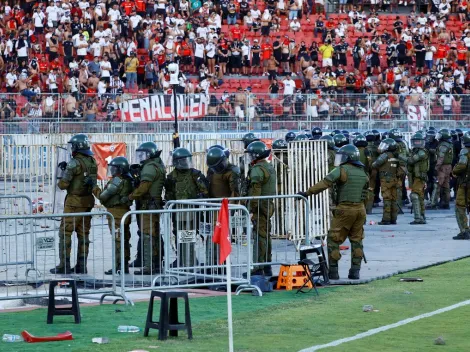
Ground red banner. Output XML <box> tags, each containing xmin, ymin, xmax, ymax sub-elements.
<box><xmin>91</xmin><ymin>143</ymin><xmax>127</xmax><ymax>180</ymax></box>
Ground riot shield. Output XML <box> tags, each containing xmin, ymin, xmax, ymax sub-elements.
<box><xmin>52</xmin><ymin>146</ymin><xmax>70</xmax><ymax>214</ymax></box>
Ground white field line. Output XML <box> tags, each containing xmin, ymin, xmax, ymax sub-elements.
<box><xmin>299</xmin><ymin>299</ymin><xmax>470</xmax><ymax>352</ymax></box>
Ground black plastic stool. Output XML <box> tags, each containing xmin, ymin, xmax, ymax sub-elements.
<box><xmin>144</xmin><ymin>290</ymin><xmax>192</xmax><ymax>340</ymax></box>
<box><xmin>47</xmin><ymin>279</ymin><xmax>81</xmax><ymax>324</ymax></box>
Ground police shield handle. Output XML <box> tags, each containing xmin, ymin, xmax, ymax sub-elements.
<box><xmin>57</xmin><ymin>162</ymin><xmax>67</xmax><ymax>179</ymax></box>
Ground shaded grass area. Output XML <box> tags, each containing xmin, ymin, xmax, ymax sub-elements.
<box><xmin>1</xmin><ymin>258</ymin><xmax>470</xmax><ymax>352</ymax></box>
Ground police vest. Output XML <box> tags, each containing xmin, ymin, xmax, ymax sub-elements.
<box><xmin>139</xmin><ymin>158</ymin><xmax>165</xmax><ymax>205</ymax></box>
<box><xmin>366</xmin><ymin>142</ymin><xmax>379</xmax><ymax>162</ymax></box>
<box><xmin>248</xmin><ymin>160</ymin><xmax>276</xmax><ymax>196</ymax></box>
<box><xmin>208</xmin><ymin>164</ymin><xmax>239</xmax><ymax>198</ymax></box>
<box><xmin>411</xmin><ymin>149</ymin><xmax>429</xmax><ymax>180</ymax></box>
<box><xmin>169</xmin><ymin>169</ymin><xmax>203</xmax><ymax>200</ymax></box>
<box><xmin>68</xmin><ymin>154</ymin><xmax>97</xmax><ymax>197</ymax></box>
<box><xmin>379</xmin><ymin>152</ymin><xmax>398</xmax><ymax>181</ymax></box>
<box><xmin>102</xmin><ymin>176</ymin><xmax>133</xmax><ymax>209</ymax></box>
<box><xmin>438</xmin><ymin>141</ymin><xmax>454</xmax><ymax>165</ymax></box>
<box><xmin>337</xmin><ymin>164</ymin><xmax>368</xmax><ymax>203</ymax></box>
<box><xmin>358</xmin><ymin>147</ymin><xmax>369</xmax><ymax>174</ymax></box>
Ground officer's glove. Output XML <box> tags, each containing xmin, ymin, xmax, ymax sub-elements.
<box><xmin>297</xmin><ymin>191</ymin><xmax>308</xmax><ymax>198</ymax></box>
<box><xmin>92</xmin><ymin>186</ymin><xmax>101</xmax><ymax>198</ymax></box>
<box><xmin>120</xmin><ymin>196</ymin><xmax>130</xmax><ymax>204</ymax></box>
<box><xmin>58</xmin><ymin>161</ymin><xmax>67</xmax><ymax>170</ymax></box>
<box><xmin>84</xmin><ymin>177</ymin><xmax>95</xmax><ymax>187</ymax></box>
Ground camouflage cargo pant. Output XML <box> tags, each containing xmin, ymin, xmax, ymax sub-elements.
<box><xmin>328</xmin><ymin>203</ymin><xmax>366</xmax><ymax>270</ymax></box>
<box><xmin>437</xmin><ymin>164</ymin><xmax>452</xmax><ymax>206</ymax></box>
<box><xmin>455</xmin><ymin>185</ymin><xmax>470</xmax><ymax>233</ymax></box>
<box><xmin>108</xmin><ymin>207</ymin><xmax>131</xmax><ymax>271</ymax></box>
<box><xmin>252</xmin><ymin>203</ymin><xmax>275</xmax><ymax>269</ymax></box>
<box><xmin>138</xmin><ymin>201</ymin><xmax>162</xmax><ymax>264</ymax></box>
<box><xmin>411</xmin><ymin>178</ymin><xmax>426</xmax><ymax>216</ymax></box>
<box><xmin>381</xmin><ymin>179</ymin><xmax>398</xmax><ymax>222</ymax></box>
<box><xmin>58</xmin><ymin>205</ymin><xmax>92</xmax><ymax>265</ymax></box>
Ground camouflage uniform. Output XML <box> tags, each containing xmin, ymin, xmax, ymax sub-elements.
<box><xmin>165</xmin><ymin>168</ymin><xmax>209</xmax><ymax>266</ymax></box>
<box><xmin>408</xmin><ymin>147</ymin><xmax>429</xmax><ymax>224</ymax></box>
<box><xmin>247</xmin><ymin>159</ymin><xmax>276</xmax><ymax>272</ymax></box>
<box><xmin>373</xmin><ymin>151</ymin><xmax>399</xmax><ymax>224</ymax></box>
<box><xmin>54</xmin><ymin>153</ymin><xmax>97</xmax><ymax>273</ymax></box>
<box><xmin>96</xmin><ymin>175</ymin><xmax>133</xmax><ymax>273</ymax></box>
<box><xmin>425</xmin><ymin>137</ymin><xmax>438</xmax><ymax>200</ymax></box>
<box><xmin>306</xmin><ymin>163</ymin><xmax>368</xmax><ymax>279</ymax></box>
<box><xmin>206</xmin><ymin>163</ymin><xmax>240</xmax><ymax>266</ymax></box>
<box><xmin>452</xmin><ymin>148</ymin><xmax>470</xmax><ymax>239</ymax></box>
<box><xmin>396</xmin><ymin>140</ymin><xmax>409</xmax><ymax>209</ymax></box>
<box><xmin>365</xmin><ymin>141</ymin><xmax>379</xmax><ymax>213</ymax></box>
<box><xmin>432</xmin><ymin>140</ymin><xmax>454</xmax><ymax>209</ymax></box>
<box><xmin>128</xmin><ymin>157</ymin><xmax>166</xmax><ymax>273</ymax></box>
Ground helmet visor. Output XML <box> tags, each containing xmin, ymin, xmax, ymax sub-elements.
<box><xmin>334</xmin><ymin>153</ymin><xmax>348</xmax><ymax>167</ymax></box>
<box><xmin>67</xmin><ymin>142</ymin><xmax>73</xmax><ymax>156</ymax></box>
<box><xmin>378</xmin><ymin>141</ymin><xmax>389</xmax><ymax>153</ymax></box>
<box><xmin>107</xmin><ymin>165</ymin><xmax>119</xmax><ymax>177</ymax></box>
<box><xmin>210</xmin><ymin>158</ymin><xmax>228</xmax><ymax>174</ymax></box>
<box><xmin>174</xmin><ymin>156</ymin><xmax>192</xmax><ymax>170</ymax></box>
<box><xmin>136</xmin><ymin>151</ymin><xmax>149</xmax><ymax>163</ymax></box>
<box><xmin>436</xmin><ymin>132</ymin><xmax>442</xmax><ymax>141</ymax></box>
<box><xmin>411</xmin><ymin>139</ymin><xmax>425</xmax><ymax>149</ymax></box>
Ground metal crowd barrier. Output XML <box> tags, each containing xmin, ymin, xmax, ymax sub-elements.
<box><xmin>0</xmin><ymin>194</ymin><xmax>33</xmax><ymax>216</ymax></box>
<box><xmin>118</xmin><ymin>204</ymin><xmax>258</xmax><ymax>305</ymax></box>
<box><xmin>164</xmin><ymin>195</ymin><xmax>320</xmax><ymax>280</ymax></box>
<box><xmin>0</xmin><ymin>212</ymin><xmax>123</xmax><ymax>303</ymax></box>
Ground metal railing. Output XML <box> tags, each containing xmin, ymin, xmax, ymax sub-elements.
<box><xmin>0</xmin><ymin>93</ymin><xmax>467</xmax><ymax>134</ymax></box>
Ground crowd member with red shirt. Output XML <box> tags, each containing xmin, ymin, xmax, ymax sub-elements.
<box><xmin>261</xmin><ymin>38</ymin><xmax>273</xmax><ymax>75</ymax></box>
<box><xmin>436</xmin><ymin>40</ymin><xmax>450</xmax><ymax>65</ymax></box>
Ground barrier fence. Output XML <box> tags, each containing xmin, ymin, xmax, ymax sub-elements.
<box><xmin>117</xmin><ymin>203</ymin><xmax>259</xmax><ymax>304</ymax></box>
<box><xmin>0</xmin><ymin>211</ymin><xmax>121</xmax><ymax>302</ymax></box>
<box><xmin>0</xmin><ymin>92</ymin><xmax>468</xmax><ymax>134</ymax></box>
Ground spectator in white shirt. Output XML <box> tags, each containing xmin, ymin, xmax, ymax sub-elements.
<box><xmin>439</xmin><ymin>93</ymin><xmax>455</xmax><ymax>115</ymax></box>
<box><xmin>107</xmin><ymin>4</ymin><xmax>121</xmax><ymax>22</ymax></box>
<box><xmin>282</xmin><ymin>73</ymin><xmax>296</xmax><ymax>95</ymax></box>
<box><xmin>6</xmin><ymin>70</ymin><xmax>17</xmax><ymax>93</ymax></box>
<box><xmin>425</xmin><ymin>42</ymin><xmax>436</xmax><ymax>69</ymax></box>
<box><xmin>33</xmin><ymin>7</ymin><xmax>45</xmax><ymax>34</ymax></box>
<box><xmin>46</xmin><ymin>3</ymin><xmax>60</xmax><ymax>27</ymax></box>
<box><xmin>289</xmin><ymin>18</ymin><xmax>301</xmax><ymax>32</ymax></box>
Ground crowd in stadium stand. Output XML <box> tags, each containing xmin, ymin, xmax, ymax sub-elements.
<box><xmin>0</xmin><ymin>0</ymin><xmax>470</xmax><ymax>121</ymax></box>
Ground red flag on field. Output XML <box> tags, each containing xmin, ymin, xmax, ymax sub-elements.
<box><xmin>213</xmin><ymin>198</ymin><xmax>232</xmax><ymax>265</ymax></box>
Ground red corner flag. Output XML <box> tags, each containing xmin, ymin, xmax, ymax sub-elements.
<box><xmin>213</xmin><ymin>198</ymin><xmax>232</xmax><ymax>264</ymax></box>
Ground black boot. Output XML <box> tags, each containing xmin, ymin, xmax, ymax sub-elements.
<box><xmin>348</xmin><ymin>267</ymin><xmax>360</xmax><ymax>280</ymax></box>
<box><xmin>328</xmin><ymin>266</ymin><xmax>339</xmax><ymax>280</ymax></box>
<box><xmin>452</xmin><ymin>232</ymin><xmax>470</xmax><ymax>240</ymax></box>
<box><xmin>50</xmin><ymin>264</ymin><xmax>71</xmax><ymax>275</ymax></box>
<box><xmin>50</xmin><ymin>238</ymin><xmax>71</xmax><ymax>274</ymax></box>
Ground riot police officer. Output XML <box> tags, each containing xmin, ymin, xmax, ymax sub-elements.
<box><xmin>425</xmin><ymin>129</ymin><xmax>438</xmax><ymax>201</ymax></box>
<box><xmin>430</xmin><ymin>128</ymin><xmax>454</xmax><ymax>209</ymax></box>
<box><xmin>372</xmin><ymin>138</ymin><xmax>399</xmax><ymax>225</ymax></box>
<box><xmin>298</xmin><ymin>145</ymin><xmax>369</xmax><ymax>280</ymax></box>
<box><xmin>126</xmin><ymin>142</ymin><xmax>166</xmax><ymax>275</ymax></box>
<box><xmin>272</xmin><ymin>139</ymin><xmax>289</xmax><ymax>237</ymax></box>
<box><xmin>407</xmin><ymin>133</ymin><xmax>429</xmax><ymax>225</ymax></box>
<box><xmin>95</xmin><ymin>157</ymin><xmax>133</xmax><ymax>274</ymax></box>
<box><xmin>165</xmin><ymin>148</ymin><xmax>209</xmax><ymax>267</ymax></box>
<box><xmin>320</xmin><ymin>135</ymin><xmax>336</xmax><ymax>172</ymax></box>
<box><xmin>364</xmin><ymin>131</ymin><xmax>379</xmax><ymax>214</ymax></box>
<box><xmin>246</xmin><ymin>141</ymin><xmax>277</xmax><ymax>276</ymax></box>
<box><xmin>389</xmin><ymin>128</ymin><xmax>409</xmax><ymax>207</ymax></box>
<box><xmin>452</xmin><ymin>132</ymin><xmax>470</xmax><ymax>240</ymax></box>
<box><xmin>51</xmin><ymin>134</ymin><xmax>98</xmax><ymax>274</ymax></box>
<box><xmin>311</xmin><ymin>127</ymin><xmax>322</xmax><ymax>140</ymax></box>
<box><xmin>205</xmin><ymin>146</ymin><xmax>240</xmax><ymax>271</ymax></box>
